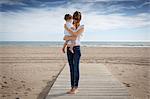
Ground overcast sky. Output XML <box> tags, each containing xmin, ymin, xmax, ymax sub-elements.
<box><xmin>0</xmin><ymin>0</ymin><xmax>150</xmax><ymax>41</ymax></box>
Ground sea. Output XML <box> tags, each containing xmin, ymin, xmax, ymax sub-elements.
<box><xmin>0</xmin><ymin>41</ymin><xmax>150</xmax><ymax>47</ymax></box>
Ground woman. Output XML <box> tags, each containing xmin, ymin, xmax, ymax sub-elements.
<box><xmin>63</xmin><ymin>11</ymin><xmax>84</xmax><ymax>94</ymax></box>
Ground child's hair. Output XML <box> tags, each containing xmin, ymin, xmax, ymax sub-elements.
<box><xmin>64</xmin><ymin>14</ymin><xmax>72</xmax><ymax>21</ymax></box>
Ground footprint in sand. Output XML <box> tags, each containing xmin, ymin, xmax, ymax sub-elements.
<box><xmin>0</xmin><ymin>82</ymin><xmax>3</xmax><ymax>86</ymax></box>
<box><xmin>21</xmin><ymin>80</ymin><xmax>26</xmax><ymax>83</ymax></box>
<box><xmin>26</xmin><ymin>88</ymin><xmax>31</xmax><ymax>91</ymax></box>
<box><xmin>123</xmin><ymin>82</ymin><xmax>131</xmax><ymax>87</ymax></box>
<box><xmin>24</xmin><ymin>92</ymin><xmax>28</xmax><ymax>96</ymax></box>
<box><xmin>3</xmin><ymin>81</ymin><xmax>7</xmax><ymax>84</ymax></box>
<box><xmin>22</xmin><ymin>84</ymin><xmax>26</xmax><ymax>88</ymax></box>
<box><xmin>2</xmin><ymin>85</ymin><xmax>9</xmax><ymax>88</ymax></box>
<box><xmin>2</xmin><ymin>76</ymin><xmax>6</xmax><ymax>78</ymax></box>
<box><xmin>2</xmin><ymin>94</ymin><xmax>6</xmax><ymax>97</ymax></box>
<box><xmin>24</xmin><ymin>92</ymin><xmax>28</xmax><ymax>94</ymax></box>
<box><xmin>7</xmin><ymin>94</ymin><xmax>11</xmax><ymax>96</ymax></box>
<box><xmin>17</xmin><ymin>86</ymin><xmax>22</xmax><ymax>89</ymax></box>
<box><xmin>118</xmin><ymin>73</ymin><xmax>122</xmax><ymax>75</ymax></box>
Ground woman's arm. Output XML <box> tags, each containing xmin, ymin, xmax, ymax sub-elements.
<box><xmin>64</xmin><ymin>24</ymin><xmax>84</xmax><ymax>36</ymax></box>
<box><xmin>63</xmin><ymin>36</ymin><xmax>77</xmax><ymax>41</ymax></box>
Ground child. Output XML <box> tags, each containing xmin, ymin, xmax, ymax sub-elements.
<box><xmin>62</xmin><ymin>14</ymin><xmax>76</xmax><ymax>53</ymax></box>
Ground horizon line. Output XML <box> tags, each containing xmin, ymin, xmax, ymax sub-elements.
<box><xmin>0</xmin><ymin>40</ymin><xmax>150</xmax><ymax>42</ymax></box>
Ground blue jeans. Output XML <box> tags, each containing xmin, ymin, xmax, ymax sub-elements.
<box><xmin>67</xmin><ymin>46</ymin><xmax>81</xmax><ymax>88</ymax></box>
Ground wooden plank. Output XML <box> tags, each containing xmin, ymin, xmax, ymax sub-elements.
<box><xmin>46</xmin><ymin>63</ymin><xmax>131</xmax><ymax>99</ymax></box>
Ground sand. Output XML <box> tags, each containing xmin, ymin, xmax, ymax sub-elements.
<box><xmin>0</xmin><ymin>47</ymin><xmax>66</xmax><ymax>99</ymax></box>
<box><xmin>0</xmin><ymin>46</ymin><xmax>149</xmax><ymax>99</ymax></box>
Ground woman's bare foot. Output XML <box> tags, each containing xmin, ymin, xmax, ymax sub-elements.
<box><xmin>67</xmin><ymin>87</ymin><xmax>79</xmax><ymax>94</ymax></box>
<box><xmin>66</xmin><ymin>88</ymin><xmax>73</xmax><ymax>94</ymax></box>
<box><xmin>73</xmin><ymin>88</ymin><xmax>79</xmax><ymax>94</ymax></box>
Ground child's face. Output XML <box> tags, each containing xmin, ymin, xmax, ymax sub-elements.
<box><xmin>68</xmin><ymin>19</ymin><xmax>73</xmax><ymax>23</ymax></box>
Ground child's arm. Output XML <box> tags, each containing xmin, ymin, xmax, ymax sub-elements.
<box><xmin>64</xmin><ymin>24</ymin><xmax>84</xmax><ymax>36</ymax></box>
<box><xmin>62</xmin><ymin>41</ymin><xmax>67</xmax><ymax>53</ymax></box>
<box><xmin>69</xmin><ymin>27</ymin><xmax>76</xmax><ymax>36</ymax></box>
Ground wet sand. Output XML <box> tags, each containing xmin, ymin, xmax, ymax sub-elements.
<box><xmin>0</xmin><ymin>46</ymin><xmax>149</xmax><ymax>99</ymax></box>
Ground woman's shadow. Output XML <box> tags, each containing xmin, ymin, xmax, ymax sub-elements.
<box><xmin>46</xmin><ymin>92</ymin><xmax>67</xmax><ymax>99</ymax></box>
<box><xmin>37</xmin><ymin>79</ymin><xmax>67</xmax><ymax>99</ymax></box>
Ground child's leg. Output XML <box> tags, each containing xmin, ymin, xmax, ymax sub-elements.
<box><xmin>69</xmin><ymin>40</ymin><xmax>76</xmax><ymax>53</ymax></box>
<box><xmin>62</xmin><ymin>41</ymin><xmax>68</xmax><ymax>53</ymax></box>
<box><xmin>69</xmin><ymin>44</ymin><xmax>74</xmax><ymax>53</ymax></box>
<box><xmin>63</xmin><ymin>41</ymin><xmax>68</xmax><ymax>48</ymax></box>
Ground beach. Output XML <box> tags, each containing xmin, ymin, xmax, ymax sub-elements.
<box><xmin>0</xmin><ymin>46</ymin><xmax>149</xmax><ymax>99</ymax></box>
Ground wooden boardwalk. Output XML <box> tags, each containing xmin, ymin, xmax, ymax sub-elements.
<box><xmin>46</xmin><ymin>63</ymin><xmax>131</xmax><ymax>99</ymax></box>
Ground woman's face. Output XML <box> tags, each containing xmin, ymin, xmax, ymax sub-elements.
<box><xmin>73</xmin><ymin>17</ymin><xmax>81</xmax><ymax>24</ymax></box>
<box><xmin>73</xmin><ymin>19</ymin><xmax>78</xmax><ymax>23</ymax></box>
<box><xmin>73</xmin><ymin>11</ymin><xmax>81</xmax><ymax>23</ymax></box>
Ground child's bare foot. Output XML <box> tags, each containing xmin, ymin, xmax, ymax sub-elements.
<box><xmin>69</xmin><ymin>48</ymin><xmax>74</xmax><ymax>53</ymax></box>
<box><xmin>62</xmin><ymin>48</ymin><xmax>65</xmax><ymax>53</ymax></box>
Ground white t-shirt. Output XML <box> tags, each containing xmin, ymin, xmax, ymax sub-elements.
<box><xmin>64</xmin><ymin>21</ymin><xmax>84</xmax><ymax>45</ymax></box>
<box><xmin>64</xmin><ymin>22</ymin><xmax>74</xmax><ymax>36</ymax></box>
<box><xmin>74</xmin><ymin>25</ymin><xmax>84</xmax><ymax>45</ymax></box>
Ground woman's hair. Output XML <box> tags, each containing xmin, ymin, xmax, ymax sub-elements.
<box><xmin>64</xmin><ymin>14</ymin><xmax>72</xmax><ymax>21</ymax></box>
<box><xmin>73</xmin><ymin>11</ymin><xmax>82</xmax><ymax>29</ymax></box>
<box><xmin>73</xmin><ymin>11</ymin><xmax>81</xmax><ymax>21</ymax></box>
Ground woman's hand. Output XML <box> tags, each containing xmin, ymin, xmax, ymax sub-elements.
<box><xmin>65</xmin><ymin>25</ymin><xmax>84</xmax><ymax>36</ymax></box>
<box><xmin>63</xmin><ymin>36</ymin><xmax>76</xmax><ymax>41</ymax></box>
<box><xmin>64</xmin><ymin>24</ymin><xmax>67</xmax><ymax>30</ymax></box>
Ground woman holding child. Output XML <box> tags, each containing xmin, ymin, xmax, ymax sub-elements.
<box><xmin>62</xmin><ymin>11</ymin><xmax>84</xmax><ymax>94</ymax></box>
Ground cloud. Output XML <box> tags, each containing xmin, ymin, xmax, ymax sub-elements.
<box><xmin>70</xmin><ymin>0</ymin><xmax>139</xmax><ymax>2</ymax></box>
<box><xmin>1</xmin><ymin>5</ymin><xmax>149</xmax><ymax>33</ymax></box>
<box><xmin>0</xmin><ymin>0</ymin><xmax>149</xmax><ymax>41</ymax></box>
<box><xmin>84</xmin><ymin>13</ymin><xmax>150</xmax><ymax>32</ymax></box>
<box><xmin>107</xmin><ymin>4</ymin><xmax>136</xmax><ymax>12</ymax></box>
<box><xmin>138</xmin><ymin>1</ymin><xmax>150</xmax><ymax>8</ymax></box>
<box><xmin>1</xmin><ymin>8</ymin><xmax>63</xmax><ymax>33</ymax></box>
<box><xmin>0</xmin><ymin>0</ymin><xmax>24</xmax><ymax>5</ymax></box>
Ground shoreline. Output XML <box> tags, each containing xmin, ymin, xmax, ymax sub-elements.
<box><xmin>0</xmin><ymin>45</ymin><xmax>150</xmax><ymax>48</ymax></box>
<box><xmin>0</xmin><ymin>41</ymin><xmax>150</xmax><ymax>48</ymax></box>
